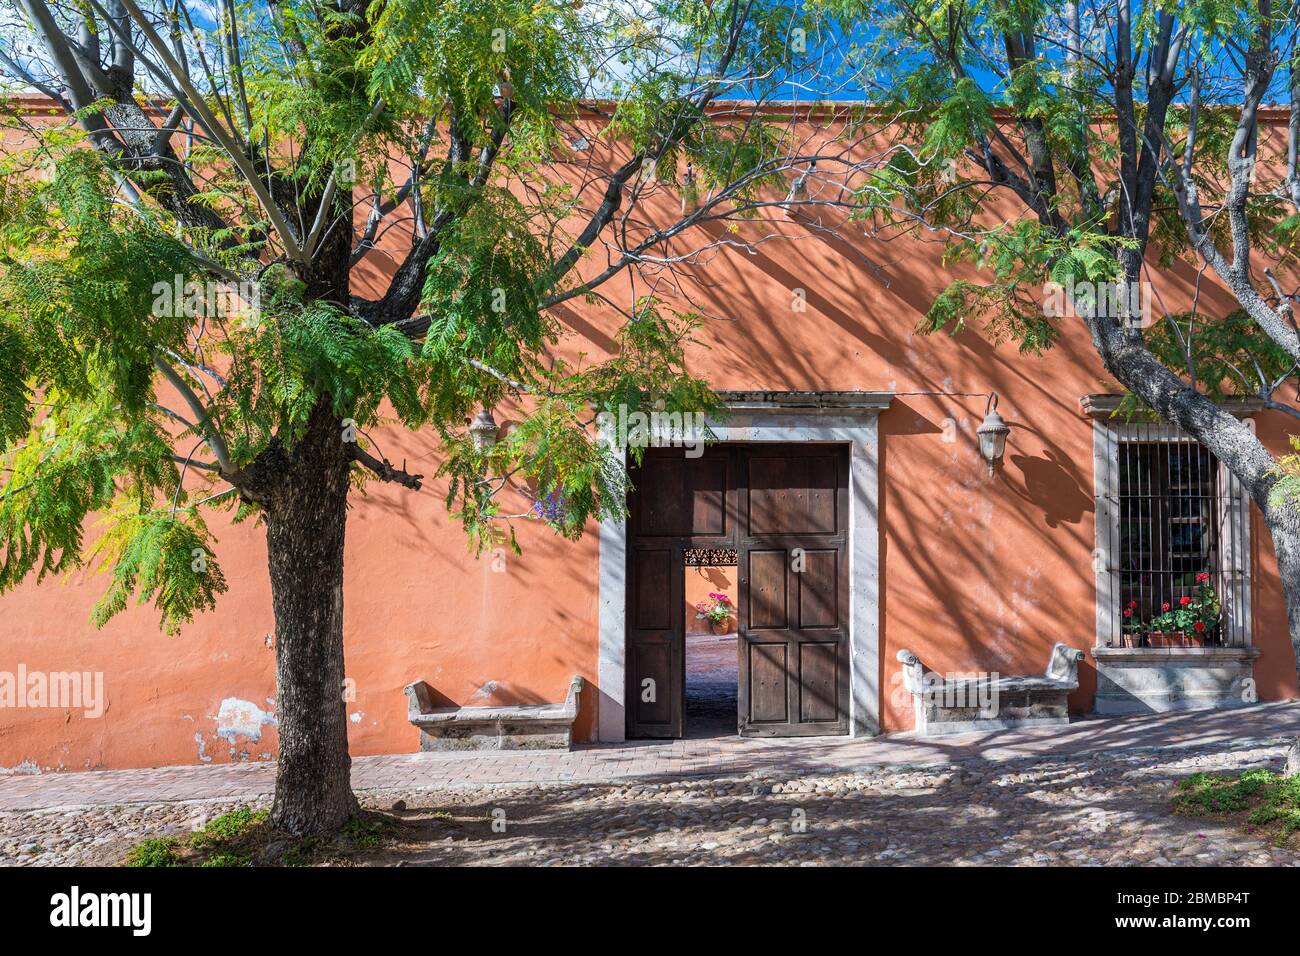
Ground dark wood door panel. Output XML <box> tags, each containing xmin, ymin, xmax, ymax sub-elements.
<box><xmin>688</xmin><ymin>456</ymin><xmax>728</xmax><ymax>536</ymax></box>
<box><xmin>747</xmin><ymin>548</ymin><xmax>789</xmax><ymax>629</ymax></box>
<box><xmin>798</xmin><ymin>642</ymin><xmax>840</xmax><ymax>722</ymax></box>
<box><xmin>633</xmin><ymin>450</ymin><xmax>729</xmax><ymax>538</ymax></box>
<box><xmin>632</xmin><ymin>548</ymin><xmax>672</xmax><ymax>630</ymax></box>
<box><xmin>626</xmin><ymin>448</ymin><xmax>738</xmax><ymax>739</ymax></box>
<box><xmin>797</xmin><ymin>549</ymin><xmax>840</xmax><ymax>629</ymax></box>
<box><xmin>747</xmin><ymin>452</ymin><xmax>838</xmax><ymax>535</ymax></box>
<box><xmin>738</xmin><ymin>444</ymin><xmax>850</xmax><ymax>737</ymax></box>
<box><xmin>636</xmin><ymin>458</ymin><xmax>690</xmax><ymax>536</ymax></box>
<box><xmin>746</xmin><ymin>642</ymin><xmax>788</xmax><ymax>724</ymax></box>
<box><xmin>627</xmin><ymin>638</ymin><xmax>677</xmax><ymax>734</ymax></box>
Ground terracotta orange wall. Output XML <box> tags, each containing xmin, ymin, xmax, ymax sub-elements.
<box><xmin>641</xmin><ymin>217</ymin><xmax>1300</xmax><ymax>730</ymax></box>
<box><xmin>0</xmin><ymin>450</ymin><xmax>599</xmax><ymax>770</ymax></box>
<box><xmin>2</xmin><ymin>106</ymin><xmax>1299</xmax><ymax>770</ymax></box>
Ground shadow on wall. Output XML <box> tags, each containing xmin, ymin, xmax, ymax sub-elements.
<box><xmin>1008</xmin><ymin>448</ymin><xmax>1094</xmax><ymax>529</ymax></box>
<box><xmin>540</xmin><ymin>159</ymin><xmax>1299</xmax><ymax>733</ymax></box>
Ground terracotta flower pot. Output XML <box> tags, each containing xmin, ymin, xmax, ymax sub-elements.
<box><xmin>1120</xmin><ymin>632</ymin><xmax>1141</xmax><ymax>648</ymax></box>
<box><xmin>709</xmin><ymin>617</ymin><xmax>734</xmax><ymax>636</ymax></box>
<box><xmin>1148</xmin><ymin>631</ymin><xmax>1185</xmax><ymax>648</ymax></box>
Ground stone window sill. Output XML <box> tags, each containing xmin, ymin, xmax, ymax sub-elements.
<box><xmin>1092</xmin><ymin>646</ymin><xmax>1259</xmax><ymax>663</ymax></box>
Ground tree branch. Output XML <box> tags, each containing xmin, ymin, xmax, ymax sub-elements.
<box><xmin>114</xmin><ymin>0</ymin><xmax>306</xmax><ymax>260</ymax></box>
<box><xmin>152</xmin><ymin>353</ymin><xmax>234</xmax><ymax>474</ymax></box>
<box><xmin>348</xmin><ymin>444</ymin><xmax>423</xmax><ymax>490</ymax></box>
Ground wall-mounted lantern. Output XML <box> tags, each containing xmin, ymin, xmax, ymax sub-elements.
<box><xmin>786</xmin><ymin>160</ymin><xmax>816</xmax><ymax>202</ymax></box>
<box><xmin>976</xmin><ymin>392</ymin><xmax>1010</xmax><ymax>476</ymax></box>
<box><xmin>680</xmin><ymin>162</ymin><xmax>700</xmax><ymax>214</ymax></box>
<box><xmin>469</xmin><ymin>408</ymin><xmax>498</xmax><ymax>451</ymax></box>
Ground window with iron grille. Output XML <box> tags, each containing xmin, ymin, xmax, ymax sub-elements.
<box><xmin>1091</xmin><ymin>407</ymin><xmax>1253</xmax><ymax>650</ymax></box>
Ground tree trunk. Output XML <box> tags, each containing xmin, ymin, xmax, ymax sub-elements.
<box><xmin>265</xmin><ymin>402</ymin><xmax>359</xmax><ymax>835</ymax></box>
<box><xmin>1265</xmin><ymin>505</ymin><xmax>1300</xmax><ymax>700</ymax></box>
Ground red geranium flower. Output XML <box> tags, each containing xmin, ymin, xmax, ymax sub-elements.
<box><xmin>1161</xmin><ymin>602</ymin><xmax>1171</xmax><ymax>612</ymax></box>
<box><xmin>1123</xmin><ymin>608</ymin><xmax>1133</xmax><ymax>618</ymax></box>
<box><xmin>1127</xmin><ymin>600</ymin><xmax>1138</xmax><ymax>608</ymax></box>
<box><xmin>1195</xmin><ymin>572</ymin><xmax>1211</xmax><ymax>583</ymax></box>
<box><xmin>1179</xmin><ymin>596</ymin><xmax>1192</xmax><ymax>606</ymax></box>
<box><xmin>1194</xmin><ymin>621</ymin><xmax>1206</xmax><ymax>633</ymax></box>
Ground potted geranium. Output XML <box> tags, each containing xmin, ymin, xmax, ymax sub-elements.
<box><xmin>695</xmin><ymin>592</ymin><xmax>735</xmax><ymax>635</ymax></box>
<box><xmin>1187</xmin><ymin>571</ymin><xmax>1221</xmax><ymax>646</ymax></box>
<box><xmin>1146</xmin><ymin>598</ymin><xmax>1189</xmax><ymax>647</ymax></box>
<box><xmin>1120</xmin><ymin>601</ymin><xmax>1142</xmax><ymax>647</ymax></box>
<box><xmin>1129</xmin><ymin>572</ymin><xmax>1221</xmax><ymax>647</ymax></box>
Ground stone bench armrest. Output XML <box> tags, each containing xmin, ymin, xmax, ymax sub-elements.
<box><xmin>1043</xmin><ymin>644</ymin><xmax>1085</xmax><ymax>689</ymax></box>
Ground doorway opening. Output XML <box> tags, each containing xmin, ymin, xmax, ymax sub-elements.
<box><xmin>625</xmin><ymin>443</ymin><xmax>851</xmax><ymax>740</ymax></box>
<box><xmin>684</xmin><ymin>558</ymin><xmax>739</xmax><ymax>738</ymax></box>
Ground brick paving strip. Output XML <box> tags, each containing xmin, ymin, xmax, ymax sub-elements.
<box><xmin>2</xmin><ymin>702</ymin><xmax>1297</xmax><ymax>812</ymax></box>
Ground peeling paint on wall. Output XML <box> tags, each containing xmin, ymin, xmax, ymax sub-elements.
<box><xmin>213</xmin><ymin>697</ymin><xmax>277</xmax><ymax>755</ymax></box>
<box><xmin>469</xmin><ymin>681</ymin><xmax>500</xmax><ymax>702</ymax></box>
<box><xmin>0</xmin><ymin>760</ymin><xmax>40</xmax><ymax>775</ymax></box>
<box><xmin>349</xmin><ymin>711</ymin><xmax>363</xmax><ymax>724</ymax></box>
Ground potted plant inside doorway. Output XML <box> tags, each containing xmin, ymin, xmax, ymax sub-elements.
<box><xmin>695</xmin><ymin>592</ymin><xmax>735</xmax><ymax>635</ymax></box>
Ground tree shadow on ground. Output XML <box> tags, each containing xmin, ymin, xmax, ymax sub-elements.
<box><xmin>357</xmin><ymin>741</ymin><xmax>1298</xmax><ymax>867</ymax></box>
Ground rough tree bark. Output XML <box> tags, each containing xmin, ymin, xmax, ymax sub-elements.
<box><xmin>263</xmin><ymin>401</ymin><xmax>359</xmax><ymax>835</ymax></box>
<box><xmin>1266</xmin><ymin>504</ymin><xmax>1300</xmax><ymax>703</ymax></box>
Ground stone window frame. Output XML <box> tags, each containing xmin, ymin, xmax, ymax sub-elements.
<box><xmin>596</xmin><ymin>390</ymin><xmax>893</xmax><ymax>742</ymax></box>
<box><xmin>1083</xmin><ymin>393</ymin><xmax>1258</xmax><ymax>655</ymax></box>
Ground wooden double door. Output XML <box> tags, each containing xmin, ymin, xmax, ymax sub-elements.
<box><xmin>625</xmin><ymin>444</ymin><xmax>850</xmax><ymax>738</ymax></box>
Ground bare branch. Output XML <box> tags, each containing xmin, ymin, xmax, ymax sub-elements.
<box><xmin>348</xmin><ymin>444</ymin><xmax>423</xmax><ymax>490</ymax></box>
<box><xmin>114</xmin><ymin>0</ymin><xmax>306</xmax><ymax>260</ymax></box>
<box><xmin>152</xmin><ymin>353</ymin><xmax>234</xmax><ymax>474</ymax></box>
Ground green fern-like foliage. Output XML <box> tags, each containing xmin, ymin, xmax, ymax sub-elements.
<box><xmin>0</xmin><ymin>136</ymin><xmax>225</xmax><ymax>632</ymax></box>
<box><xmin>219</xmin><ymin>293</ymin><xmax>424</xmax><ymax>457</ymax></box>
<box><xmin>863</xmin><ymin>0</ymin><xmax>1300</xmax><ymax>416</ymax></box>
<box><xmin>1145</xmin><ymin>310</ymin><xmax>1295</xmax><ymax>401</ymax></box>
<box><xmin>0</xmin><ymin>0</ymin><xmax>745</xmax><ymax>634</ymax></box>
<box><xmin>436</xmin><ymin>299</ymin><xmax>720</xmax><ymax>553</ymax></box>
<box><xmin>89</xmin><ymin>507</ymin><xmax>229</xmax><ymax>636</ymax></box>
<box><xmin>920</xmin><ymin>224</ymin><xmax>1137</xmax><ymax>354</ymax></box>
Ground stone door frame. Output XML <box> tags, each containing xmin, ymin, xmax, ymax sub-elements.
<box><xmin>596</xmin><ymin>390</ymin><xmax>893</xmax><ymax>742</ymax></box>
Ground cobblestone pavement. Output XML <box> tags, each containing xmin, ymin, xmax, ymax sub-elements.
<box><xmin>3</xmin><ymin>701</ymin><xmax>1295</xmax><ymax>812</ymax></box>
<box><xmin>1</xmin><ymin>703</ymin><xmax>1299</xmax><ymax>866</ymax></box>
<box><xmin>685</xmin><ymin>631</ymin><xmax>738</xmax><ymax>738</ymax></box>
<box><xmin>3</xmin><ymin>740</ymin><xmax>1299</xmax><ymax>866</ymax></box>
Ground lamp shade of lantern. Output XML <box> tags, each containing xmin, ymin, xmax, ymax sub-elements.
<box><xmin>976</xmin><ymin>394</ymin><xmax>1010</xmax><ymax>475</ymax></box>
<box><xmin>787</xmin><ymin>170</ymin><xmax>809</xmax><ymax>202</ymax></box>
<box><xmin>786</xmin><ymin>160</ymin><xmax>817</xmax><ymax>203</ymax></box>
<box><xmin>680</xmin><ymin>162</ymin><xmax>700</xmax><ymax>214</ymax></box>
<box><xmin>469</xmin><ymin>408</ymin><xmax>498</xmax><ymax>451</ymax></box>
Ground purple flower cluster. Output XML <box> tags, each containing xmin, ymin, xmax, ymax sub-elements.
<box><xmin>531</xmin><ymin>492</ymin><xmax>566</xmax><ymax>523</ymax></box>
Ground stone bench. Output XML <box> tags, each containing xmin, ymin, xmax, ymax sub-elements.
<box><xmin>402</xmin><ymin>676</ymin><xmax>584</xmax><ymax>751</ymax></box>
<box><xmin>896</xmin><ymin>643</ymin><xmax>1084</xmax><ymax>736</ymax></box>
